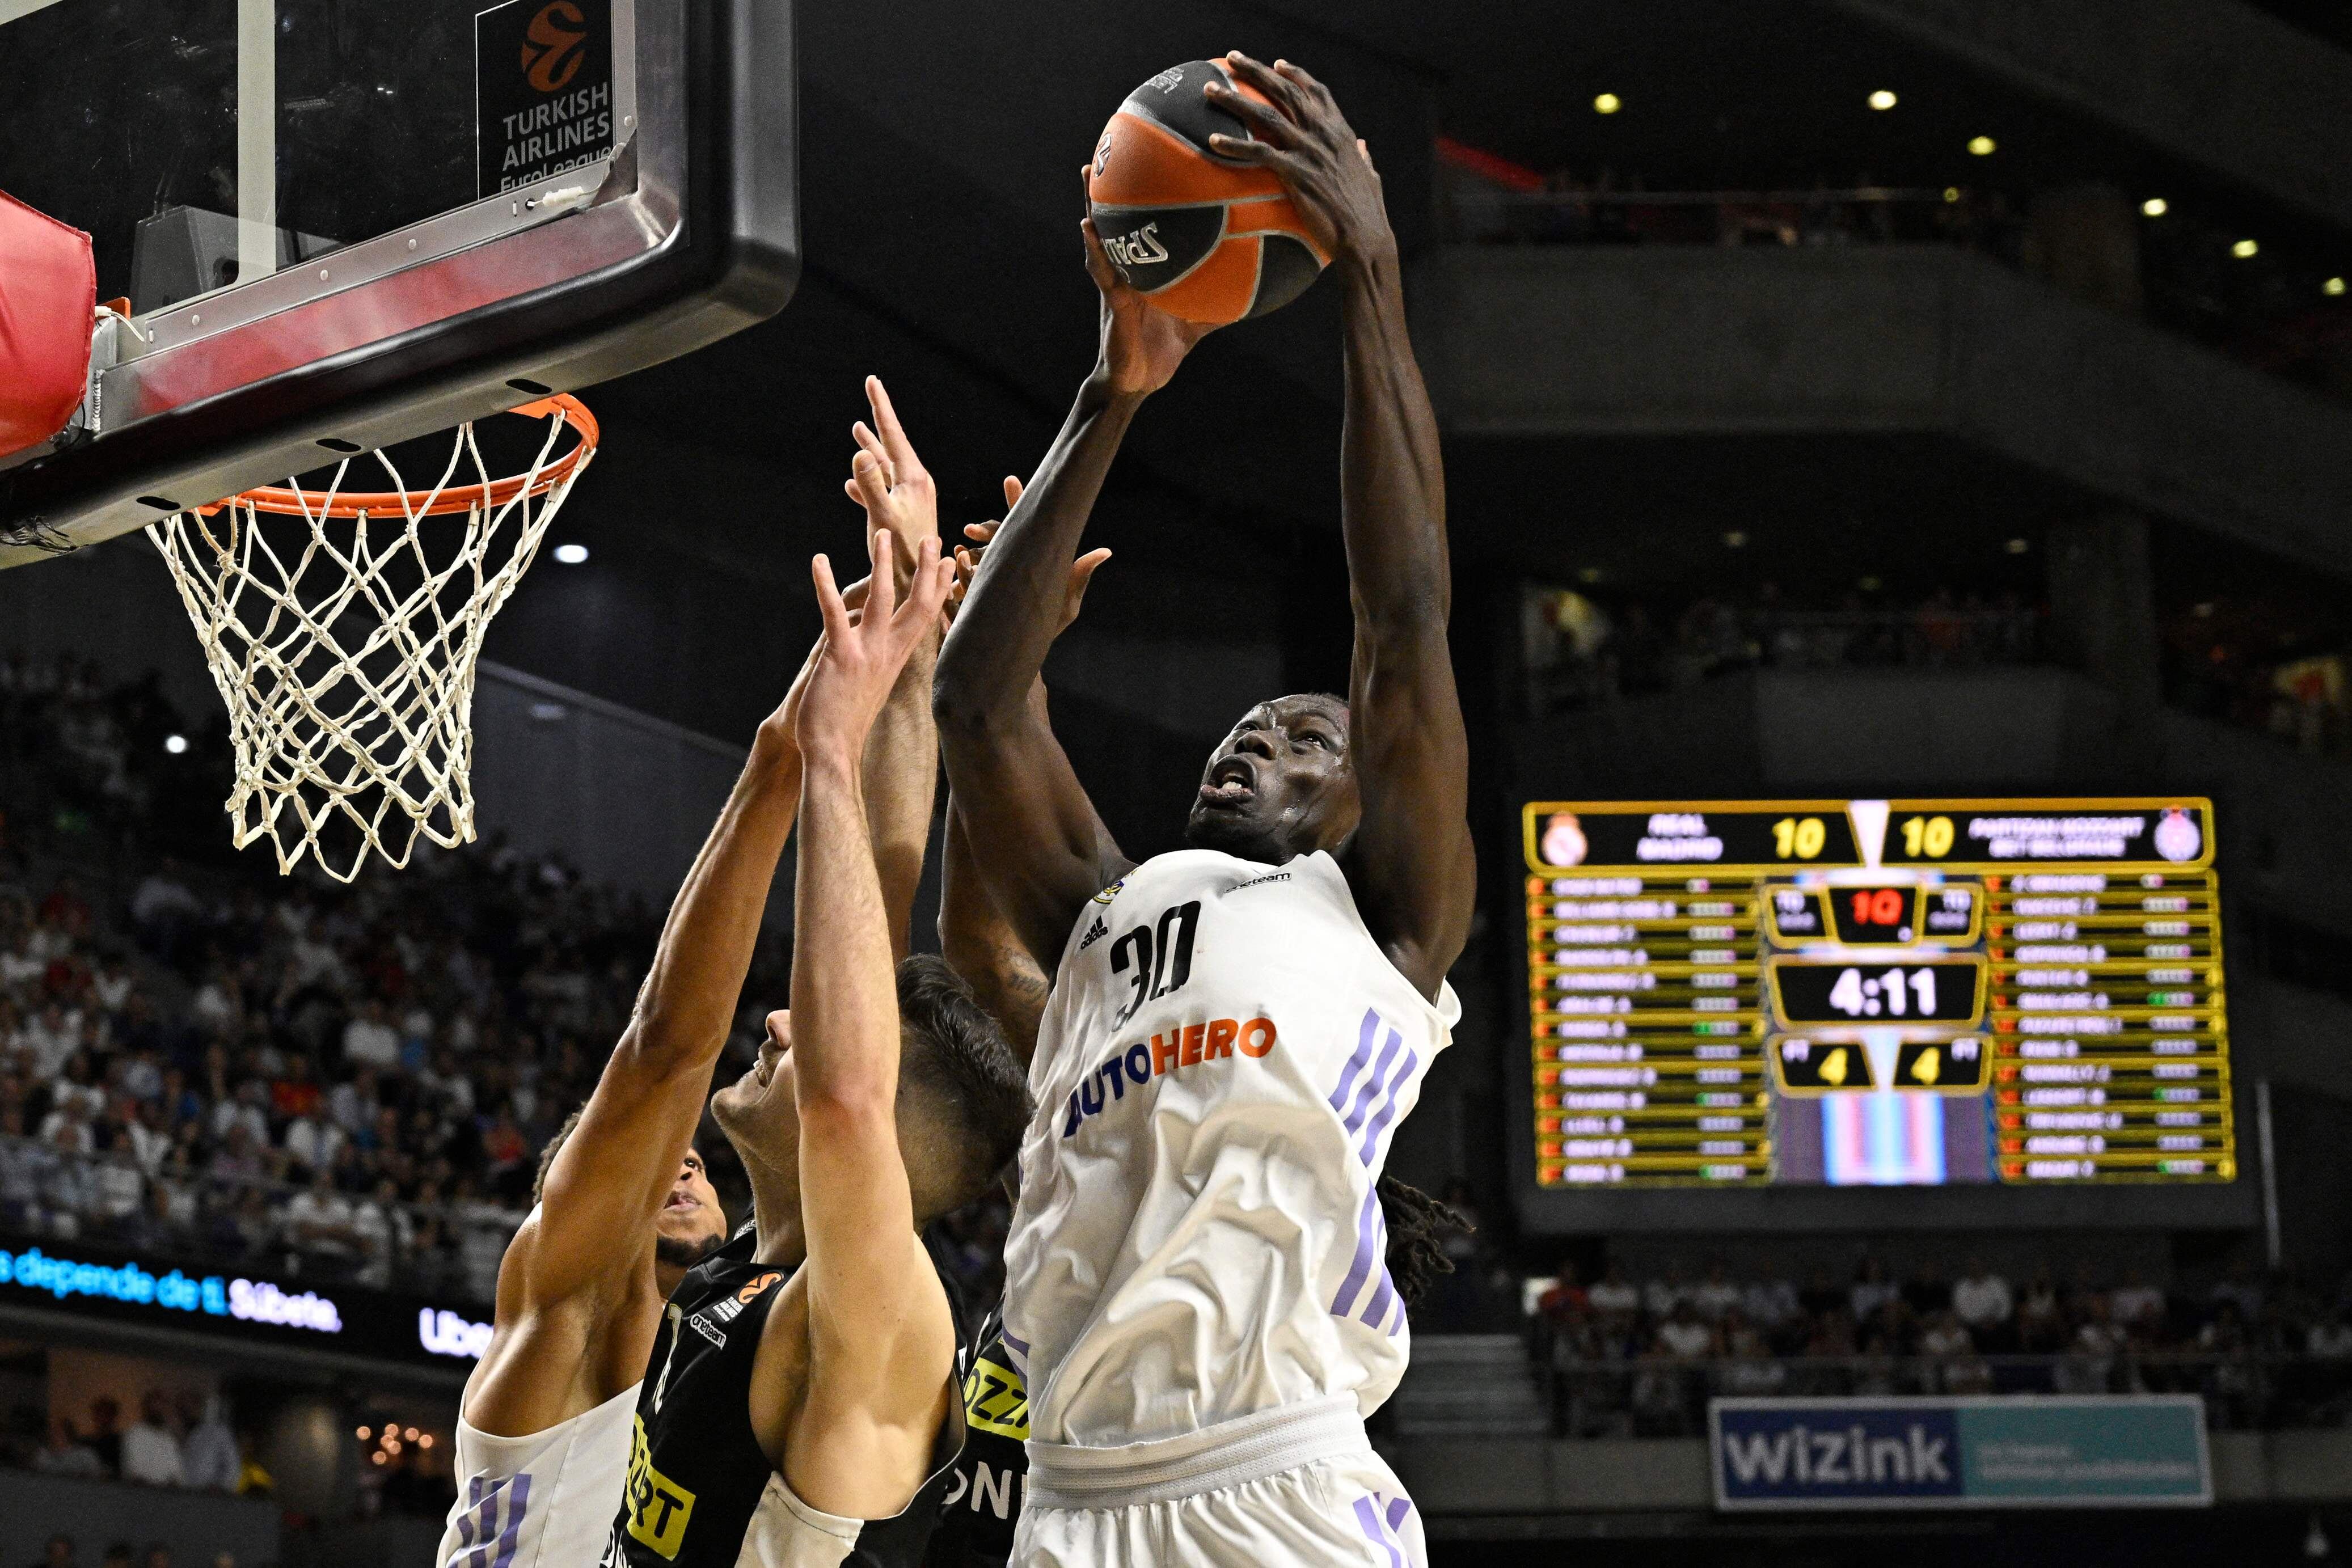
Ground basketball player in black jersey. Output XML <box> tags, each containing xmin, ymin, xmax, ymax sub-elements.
<box><xmin>609</xmin><ymin>397</ymin><xmax>1032</xmax><ymax>1568</ymax></box>
<box><xmin>441</xmin><ymin>378</ymin><xmax>958</xmax><ymax>1568</ymax></box>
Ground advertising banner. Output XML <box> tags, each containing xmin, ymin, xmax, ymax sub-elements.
<box><xmin>0</xmin><ymin>1237</ymin><xmax>491</xmax><ymax>1372</ymax></box>
<box><xmin>1710</xmin><ymin>1396</ymin><xmax>2211</xmax><ymax>1510</ymax></box>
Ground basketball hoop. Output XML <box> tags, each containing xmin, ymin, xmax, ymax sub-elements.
<box><xmin>146</xmin><ymin>396</ymin><xmax>598</xmax><ymax>882</ymax></box>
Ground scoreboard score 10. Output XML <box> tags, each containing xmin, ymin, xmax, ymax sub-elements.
<box><xmin>1521</xmin><ymin>798</ymin><xmax>2233</xmax><ymax>1191</ymax></box>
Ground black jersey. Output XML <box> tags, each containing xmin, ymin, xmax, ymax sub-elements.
<box><xmin>605</xmin><ymin>1225</ymin><xmax>970</xmax><ymax>1568</ymax></box>
<box><xmin>923</xmin><ymin>1308</ymin><xmax>1027</xmax><ymax>1568</ymax></box>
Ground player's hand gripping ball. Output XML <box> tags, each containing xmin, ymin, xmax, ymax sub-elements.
<box><xmin>1088</xmin><ymin>60</ymin><xmax>1329</xmax><ymax>325</ymax></box>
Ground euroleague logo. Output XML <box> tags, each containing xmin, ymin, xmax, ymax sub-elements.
<box><xmin>521</xmin><ymin>1</ymin><xmax>588</xmax><ymax>93</ymax></box>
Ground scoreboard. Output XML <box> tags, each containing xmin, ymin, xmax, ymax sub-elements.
<box><xmin>1521</xmin><ymin>798</ymin><xmax>2233</xmax><ymax>1190</ymax></box>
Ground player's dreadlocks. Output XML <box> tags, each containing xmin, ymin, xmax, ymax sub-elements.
<box><xmin>1377</xmin><ymin>1175</ymin><xmax>1469</xmax><ymax>1311</ymax></box>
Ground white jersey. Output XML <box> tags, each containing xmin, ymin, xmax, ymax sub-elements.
<box><xmin>1003</xmin><ymin>848</ymin><xmax>1459</xmax><ymax>1448</ymax></box>
<box><xmin>437</xmin><ymin>1380</ymin><xmax>637</xmax><ymax>1568</ymax></box>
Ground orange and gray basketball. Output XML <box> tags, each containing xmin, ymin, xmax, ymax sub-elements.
<box><xmin>1088</xmin><ymin>60</ymin><xmax>1329</xmax><ymax>326</ymax></box>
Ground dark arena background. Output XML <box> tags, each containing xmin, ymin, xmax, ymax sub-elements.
<box><xmin>4</xmin><ymin>1</ymin><xmax>2352</xmax><ymax>1564</ymax></box>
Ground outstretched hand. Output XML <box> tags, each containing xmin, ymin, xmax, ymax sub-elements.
<box><xmin>843</xmin><ymin>375</ymin><xmax>940</xmax><ymax>590</ymax></box>
<box><xmin>948</xmin><ymin>475</ymin><xmax>1112</xmax><ymax>634</ymax></box>
<box><xmin>760</xmin><ymin>575</ymin><xmax>869</xmax><ymax>750</ymax></box>
<box><xmin>798</xmin><ymin>528</ymin><xmax>953</xmax><ymax>763</ymax></box>
<box><xmin>1203</xmin><ymin>54</ymin><xmax>1393</xmax><ymax>265</ymax></box>
<box><xmin>1083</xmin><ymin>166</ymin><xmax>1217</xmax><ymax>396</ymax></box>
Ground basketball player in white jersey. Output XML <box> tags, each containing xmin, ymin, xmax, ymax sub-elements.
<box><xmin>933</xmin><ymin>52</ymin><xmax>1473</xmax><ymax>1568</ymax></box>
<box><xmin>436</xmin><ymin>377</ymin><xmax>951</xmax><ymax>1568</ymax></box>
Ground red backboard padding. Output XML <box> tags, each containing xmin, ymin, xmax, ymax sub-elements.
<box><xmin>0</xmin><ymin>189</ymin><xmax>96</xmax><ymax>462</ymax></box>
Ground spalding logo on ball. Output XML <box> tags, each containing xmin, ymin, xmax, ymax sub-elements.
<box><xmin>1089</xmin><ymin>60</ymin><xmax>1331</xmax><ymax>325</ymax></box>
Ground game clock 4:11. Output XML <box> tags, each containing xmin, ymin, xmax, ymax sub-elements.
<box><xmin>1770</xmin><ymin>960</ymin><xmax>1986</xmax><ymax>1026</ymax></box>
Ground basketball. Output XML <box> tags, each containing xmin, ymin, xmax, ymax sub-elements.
<box><xmin>1088</xmin><ymin>60</ymin><xmax>1329</xmax><ymax>325</ymax></box>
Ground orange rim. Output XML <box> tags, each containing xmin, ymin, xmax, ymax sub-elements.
<box><xmin>208</xmin><ymin>395</ymin><xmax>599</xmax><ymax>519</ymax></box>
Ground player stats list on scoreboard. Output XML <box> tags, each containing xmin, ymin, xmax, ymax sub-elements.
<box><xmin>1520</xmin><ymin>798</ymin><xmax>2233</xmax><ymax>1190</ymax></box>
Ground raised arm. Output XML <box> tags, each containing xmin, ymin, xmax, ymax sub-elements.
<box><xmin>932</xmin><ymin>188</ymin><xmax>1213</xmax><ymax>966</ymax></box>
<box><xmin>843</xmin><ymin>377</ymin><xmax>945</xmax><ymax>960</ymax></box>
<box><xmin>1209</xmin><ymin>54</ymin><xmax>1474</xmax><ymax>998</ymax></box>
<box><xmin>471</xmin><ymin>633</ymin><xmax>815</xmax><ymax>1431</ymax></box>
<box><xmin>782</xmin><ymin>529</ymin><xmax>960</xmax><ymax>1494</ymax></box>
<box><xmin>937</xmin><ymin>487</ymin><xmax>1111</xmax><ymax>1060</ymax></box>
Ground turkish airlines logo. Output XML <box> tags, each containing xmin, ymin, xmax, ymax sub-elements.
<box><xmin>522</xmin><ymin>1</ymin><xmax>588</xmax><ymax>93</ymax></box>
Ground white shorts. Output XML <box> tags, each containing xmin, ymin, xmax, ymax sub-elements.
<box><xmin>1014</xmin><ymin>1396</ymin><xmax>1425</xmax><ymax>1568</ymax></box>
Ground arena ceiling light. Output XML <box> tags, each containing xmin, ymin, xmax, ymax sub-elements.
<box><xmin>1967</xmin><ymin>136</ymin><xmax>1997</xmax><ymax>156</ymax></box>
<box><xmin>553</xmin><ymin>543</ymin><xmax>590</xmax><ymax>565</ymax></box>
<box><xmin>2142</xmin><ymin>197</ymin><xmax>2169</xmax><ymax>218</ymax></box>
<box><xmin>1868</xmin><ymin>90</ymin><xmax>1897</xmax><ymax>111</ymax></box>
<box><xmin>163</xmin><ymin>734</ymin><xmax>188</xmax><ymax>754</ymax></box>
<box><xmin>2005</xmin><ymin>538</ymin><xmax>2031</xmax><ymax>555</ymax></box>
<box><xmin>1593</xmin><ymin>92</ymin><xmax>1622</xmax><ymax>115</ymax></box>
<box><xmin>2328</xmin><ymin>277</ymin><xmax>2347</xmax><ymax>296</ymax></box>
<box><xmin>2232</xmin><ymin>238</ymin><xmax>2260</xmax><ymax>259</ymax></box>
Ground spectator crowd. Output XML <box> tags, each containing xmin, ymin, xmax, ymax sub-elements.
<box><xmin>1521</xmin><ymin>582</ymin><xmax>2046</xmax><ymax>715</ymax></box>
<box><xmin>1526</xmin><ymin>1253</ymin><xmax>2352</xmax><ymax>1436</ymax></box>
<box><xmin>10</xmin><ymin>1391</ymin><xmax>246</xmax><ymax>1490</ymax></box>
<box><xmin>0</xmin><ymin>649</ymin><xmax>754</xmax><ymax>1303</ymax></box>
<box><xmin>0</xmin><ymin>648</ymin><xmax>1024</xmax><ymax>1317</ymax></box>
<box><xmin>2162</xmin><ymin>604</ymin><xmax>2352</xmax><ymax>760</ymax></box>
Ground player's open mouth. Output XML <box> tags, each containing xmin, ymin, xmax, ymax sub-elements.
<box><xmin>665</xmin><ymin>1193</ymin><xmax>698</xmax><ymax>1212</ymax></box>
<box><xmin>1200</xmin><ymin>756</ymin><xmax>1256</xmax><ymax>806</ymax></box>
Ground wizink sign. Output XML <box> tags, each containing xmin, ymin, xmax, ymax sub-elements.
<box><xmin>1711</xmin><ymin>1397</ymin><xmax>2211</xmax><ymax>1510</ymax></box>
<box><xmin>0</xmin><ymin>1245</ymin><xmax>343</xmax><ymax>1333</ymax></box>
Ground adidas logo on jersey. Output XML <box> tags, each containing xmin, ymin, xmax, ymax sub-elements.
<box><xmin>1078</xmin><ymin>916</ymin><xmax>1109</xmax><ymax>951</ymax></box>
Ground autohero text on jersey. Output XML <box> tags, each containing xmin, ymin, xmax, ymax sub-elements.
<box><xmin>1061</xmin><ymin>1015</ymin><xmax>1278</xmax><ymax>1137</ymax></box>
<box><xmin>1065</xmin><ymin>893</ymin><xmax>1283</xmax><ymax>1136</ymax></box>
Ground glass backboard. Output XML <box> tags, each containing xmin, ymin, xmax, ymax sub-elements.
<box><xmin>0</xmin><ymin>0</ymin><xmax>798</xmax><ymax>565</ymax></box>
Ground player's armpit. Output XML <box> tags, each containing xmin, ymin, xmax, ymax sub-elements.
<box><xmin>935</xmin><ymin>693</ymin><xmax>1132</xmax><ymax>973</ymax></box>
<box><xmin>940</xmin><ymin>798</ymin><xmax>1055</xmax><ymax>1064</ymax></box>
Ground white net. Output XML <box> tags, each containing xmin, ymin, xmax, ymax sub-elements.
<box><xmin>145</xmin><ymin>399</ymin><xmax>596</xmax><ymax>882</ymax></box>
